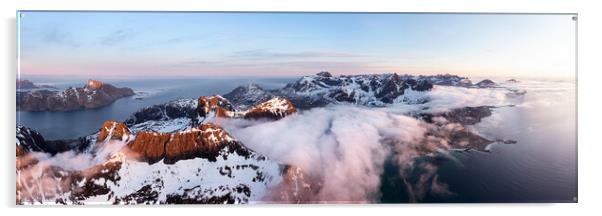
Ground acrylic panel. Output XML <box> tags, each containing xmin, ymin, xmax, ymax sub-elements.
<box><xmin>15</xmin><ymin>11</ymin><xmax>577</xmax><ymax>204</ymax></box>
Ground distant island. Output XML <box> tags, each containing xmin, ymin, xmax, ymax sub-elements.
<box><xmin>16</xmin><ymin>79</ymin><xmax>56</xmax><ymax>90</ymax></box>
<box><xmin>16</xmin><ymin>79</ymin><xmax>135</xmax><ymax>112</ymax></box>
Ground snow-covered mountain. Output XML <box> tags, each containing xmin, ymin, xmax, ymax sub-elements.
<box><xmin>223</xmin><ymin>72</ymin><xmax>499</xmax><ymax>110</ymax></box>
<box><xmin>16</xmin><ymin>72</ymin><xmax>523</xmax><ymax>205</ymax></box>
<box><xmin>16</xmin><ymin>95</ymin><xmax>313</xmax><ymax>205</ymax></box>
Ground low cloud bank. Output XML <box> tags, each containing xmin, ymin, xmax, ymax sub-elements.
<box><xmin>221</xmin><ymin>106</ymin><xmax>459</xmax><ymax>202</ymax></box>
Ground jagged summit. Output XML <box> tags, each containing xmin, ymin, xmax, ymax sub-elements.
<box><xmin>85</xmin><ymin>79</ymin><xmax>104</xmax><ymax>90</ymax></box>
<box><xmin>16</xmin><ymin>125</ymin><xmax>47</xmax><ymax>155</ymax></box>
<box><xmin>223</xmin><ymin>83</ymin><xmax>275</xmax><ymax>109</ymax></box>
<box><xmin>222</xmin><ymin>72</ymin><xmax>506</xmax><ymax>110</ymax></box>
<box><xmin>224</xmin><ymin>72</ymin><xmax>435</xmax><ymax>109</ymax></box>
<box><xmin>475</xmin><ymin>79</ymin><xmax>497</xmax><ymax>88</ymax></box>
<box><xmin>198</xmin><ymin>95</ymin><xmax>297</xmax><ymax>121</ymax></box>
<box><xmin>316</xmin><ymin>71</ymin><xmax>332</xmax><ymax>77</ymax></box>
<box><xmin>16</xmin><ymin>113</ymin><xmax>303</xmax><ymax>204</ymax></box>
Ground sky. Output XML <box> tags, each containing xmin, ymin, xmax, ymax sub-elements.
<box><xmin>17</xmin><ymin>12</ymin><xmax>576</xmax><ymax>78</ymax></box>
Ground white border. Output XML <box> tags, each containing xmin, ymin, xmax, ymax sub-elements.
<box><xmin>2</xmin><ymin>0</ymin><xmax>601</xmax><ymax>215</ymax></box>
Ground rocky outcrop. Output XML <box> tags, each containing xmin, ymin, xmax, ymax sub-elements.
<box><xmin>16</xmin><ymin>119</ymin><xmax>286</xmax><ymax>205</ymax></box>
<box><xmin>98</xmin><ymin>121</ymin><xmax>132</xmax><ymax>142</ymax></box>
<box><xmin>130</xmin><ymin>123</ymin><xmax>230</xmax><ymax>164</ymax></box>
<box><xmin>198</xmin><ymin>95</ymin><xmax>297</xmax><ymax>121</ymax></box>
<box><xmin>224</xmin><ymin>72</ymin><xmax>436</xmax><ymax>109</ymax></box>
<box><xmin>16</xmin><ymin>79</ymin><xmax>37</xmax><ymax>89</ymax></box>
<box><xmin>128</xmin><ymin>131</ymin><xmax>171</xmax><ymax>164</ymax></box>
<box><xmin>16</xmin><ymin>125</ymin><xmax>91</xmax><ymax>155</ymax></box>
<box><xmin>17</xmin><ymin>80</ymin><xmax>134</xmax><ymax>112</ymax></box>
<box><xmin>118</xmin><ymin>119</ymin><xmax>250</xmax><ymax>164</ymax></box>
<box><xmin>242</xmin><ymin>97</ymin><xmax>297</xmax><ymax>120</ymax></box>
<box><xmin>125</xmin><ymin>99</ymin><xmax>197</xmax><ymax>126</ymax></box>
<box><xmin>163</xmin><ymin>123</ymin><xmax>247</xmax><ymax>164</ymax></box>
<box><xmin>223</xmin><ymin>83</ymin><xmax>275</xmax><ymax>109</ymax></box>
<box><xmin>197</xmin><ymin>95</ymin><xmax>236</xmax><ymax>119</ymax></box>
<box><xmin>417</xmin><ymin>74</ymin><xmax>473</xmax><ymax>87</ymax></box>
<box><xmin>280</xmin><ymin>72</ymin><xmax>434</xmax><ymax>105</ymax></box>
<box><xmin>16</xmin><ymin>126</ymin><xmax>47</xmax><ymax>154</ymax></box>
<box><xmin>420</xmin><ymin>106</ymin><xmax>494</xmax><ymax>126</ymax></box>
<box><xmin>475</xmin><ymin>79</ymin><xmax>497</xmax><ymax>88</ymax></box>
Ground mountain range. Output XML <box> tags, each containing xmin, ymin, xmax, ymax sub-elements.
<box><xmin>16</xmin><ymin>72</ymin><xmax>519</xmax><ymax>204</ymax></box>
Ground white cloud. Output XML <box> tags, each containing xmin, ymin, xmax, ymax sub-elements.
<box><xmin>221</xmin><ymin>105</ymin><xmax>457</xmax><ymax>202</ymax></box>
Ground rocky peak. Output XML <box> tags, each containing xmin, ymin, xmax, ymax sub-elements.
<box><xmin>124</xmin><ymin>121</ymin><xmax>243</xmax><ymax>164</ymax></box>
<box><xmin>16</xmin><ymin>125</ymin><xmax>47</xmax><ymax>155</ymax></box>
<box><xmin>197</xmin><ymin>95</ymin><xmax>236</xmax><ymax>119</ymax></box>
<box><xmin>403</xmin><ymin>79</ymin><xmax>433</xmax><ymax>91</ymax></box>
<box><xmin>316</xmin><ymin>71</ymin><xmax>332</xmax><ymax>77</ymax></box>
<box><xmin>243</xmin><ymin>97</ymin><xmax>297</xmax><ymax>120</ymax></box>
<box><xmin>223</xmin><ymin>84</ymin><xmax>275</xmax><ymax>109</ymax></box>
<box><xmin>125</xmin><ymin>99</ymin><xmax>198</xmax><ymax>126</ymax></box>
<box><xmin>85</xmin><ymin>79</ymin><xmax>104</xmax><ymax>90</ymax></box>
<box><xmin>197</xmin><ymin>95</ymin><xmax>297</xmax><ymax>121</ymax></box>
<box><xmin>16</xmin><ymin>79</ymin><xmax>37</xmax><ymax>89</ymax></box>
<box><xmin>97</xmin><ymin>120</ymin><xmax>132</xmax><ymax>142</ymax></box>
<box><xmin>475</xmin><ymin>79</ymin><xmax>497</xmax><ymax>88</ymax></box>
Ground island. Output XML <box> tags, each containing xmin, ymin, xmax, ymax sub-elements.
<box><xmin>16</xmin><ymin>79</ymin><xmax>135</xmax><ymax>112</ymax></box>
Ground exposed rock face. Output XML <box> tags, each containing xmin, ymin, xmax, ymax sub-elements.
<box><xmin>316</xmin><ymin>71</ymin><xmax>332</xmax><ymax>77</ymax></box>
<box><xmin>224</xmin><ymin>72</ymin><xmax>437</xmax><ymax>109</ymax></box>
<box><xmin>16</xmin><ymin>126</ymin><xmax>47</xmax><ymax>154</ymax></box>
<box><xmin>98</xmin><ymin>120</ymin><xmax>132</xmax><ymax>142</ymax></box>
<box><xmin>198</xmin><ymin>95</ymin><xmax>297</xmax><ymax>121</ymax></box>
<box><xmin>16</xmin><ymin>120</ymin><xmax>286</xmax><ymax>205</ymax></box>
<box><xmin>223</xmin><ymin>83</ymin><xmax>275</xmax><ymax>109</ymax></box>
<box><xmin>422</xmin><ymin>106</ymin><xmax>494</xmax><ymax>125</ymax></box>
<box><xmin>279</xmin><ymin>72</ymin><xmax>434</xmax><ymax>106</ymax></box>
<box><xmin>16</xmin><ymin>79</ymin><xmax>37</xmax><ymax>89</ymax></box>
<box><xmin>243</xmin><ymin>97</ymin><xmax>297</xmax><ymax>120</ymax></box>
<box><xmin>85</xmin><ymin>79</ymin><xmax>104</xmax><ymax>90</ymax></box>
<box><xmin>100</xmin><ymin>119</ymin><xmax>247</xmax><ymax>165</ymax></box>
<box><xmin>17</xmin><ymin>80</ymin><xmax>134</xmax><ymax>112</ymax></box>
<box><xmin>197</xmin><ymin>95</ymin><xmax>236</xmax><ymax>119</ymax></box>
<box><xmin>418</xmin><ymin>74</ymin><xmax>473</xmax><ymax>87</ymax></box>
<box><xmin>125</xmin><ymin>99</ymin><xmax>198</xmax><ymax>126</ymax></box>
<box><xmin>127</xmin><ymin>122</ymin><xmax>246</xmax><ymax>164</ymax></box>
<box><xmin>163</xmin><ymin>124</ymin><xmax>247</xmax><ymax>164</ymax></box>
<box><xmin>475</xmin><ymin>79</ymin><xmax>497</xmax><ymax>88</ymax></box>
<box><xmin>16</xmin><ymin>125</ymin><xmax>92</xmax><ymax>155</ymax></box>
<box><xmin>128</xmin><ymin>131</ymin><xmax>171</xmax><ymax>164</ymax></box>
<box><xmin>413</xmin><ymin>106</ymin><xmax>498</xmax><ymax>152</ymax></box>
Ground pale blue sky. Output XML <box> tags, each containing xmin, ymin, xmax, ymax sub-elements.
<box><xmin>18</xmin><ymin>12</ymin><xmax>576</xmax><ymax>78</ymax></box>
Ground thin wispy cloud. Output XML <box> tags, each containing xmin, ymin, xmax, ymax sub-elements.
<box><xmin>162</xmin><ymin>35</ymin><xmax>207</xmax><ymax>44</ymax></box>
<box><xmin>43</xmin><ymin>26</ymin><xmax>79</xmax><ymax>48</ymax></box>
<box><xmin>99</xmin><ymin>28</ymin><xmax>136</xmax><ymax>46</ymax></box>
<box><xmin>18</xmin><ymin>12</ymin><xmax>575</xmax><ymax>78</ymax></box>
<box><xmin>230</xmin><ymin>49</ymin><xmax>365</xmax><ymax>60</ymax></box>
